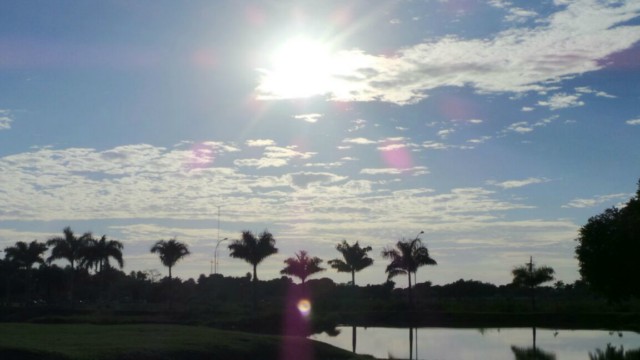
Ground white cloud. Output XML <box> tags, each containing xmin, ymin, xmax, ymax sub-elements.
<box><xmin>348</xmin><ymin>119</ymin><xmax>367</xmax><ymax>132</ymax></box>
<box><xmin>256</xmin><ymin>1</ymin><xmax>640</xmax><ymax>105</ymax></box>
<box><xmin>562</xmin><ymin>193</ymin><xmax>632</xmax><ymax>208</ymax></box>
<box><xmin>626</xmin><ymin>118</ymin><xmax>640</xmax><ymax>126</ymax></box>
<box><xmin>488</xmin><ymin>177</ymin><xmax>549</xmax><ymax>189</ymax></box>
<box><xmin>422</xmin><ymin>141</ymin><xmax>451</xmax><ymax>150</ymax></box>
<box><xmin>505</xmin><ymin>8</ymin><xmax>538</xmax><ymax>23</ymax></box>
<box><xmin>234</xmin><ymin>145</ymin><xmax>316</xmax><ymax>169</ymax></box>
<box><xmin>537</xmin><ymin>93</ymin><xmax>585</xmax><ymax>110</ymax></box>
<box><xmin>468</xmin><ymin>119</ymin><xmax>483</xmax><ymax>124</ymax></box>
<box><xmin>360</xmin><ymin>166</ymin><xmax>428</xmax><ymax>175</ymax></box>
<box><xmin>0</xmin><ymin>110</ymin><xmax>12</xmax><ymax>130</ymax></box>
<box><xmin>246</xmin><ymin>139</ymin><xmax>276</xmax><ymax>147</ymax></box>
<box><xmin>342</xmin><ymin>137</ymin><xmax>377</xmax><ymax>145</ymax></box>
<box><xmin>505</xmin><ymin>122</ymin><xmax>534</xmax><ymax>133</ymax></box>
<box><xmin>521</xmin><ymin>106</ymin><xmax>534</xmax><ymax>112</ymax></box>
<box><xmin>467</xmin><ymin>136</ymin><xmax>492</xmax><ymax>144</ymax></box>
<box><xmin>285</xmin><ymin>172</ymin><xmax>347</xmax><ymax>189</ymax></box>
<box><xmin>293</xmin><ymin>113</ymin><xmax>322</xmax><ymax>123</ymax></box>
<box><xmin>437</xmin><ymin>128</ymin><xmax>455</xmax><ymax>139</ymax></box>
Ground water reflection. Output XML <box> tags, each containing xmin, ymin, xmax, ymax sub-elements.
<box><xmin>589</xmin><ymin>344</ymin><xmax>640</xmax><ymax>360</ymax></box>
<box><xmin>511</xmin><ymin>327</ymin><xmax>556</xmax><ymax>360</ymax></box>
<box><xmin>310</xmin><ymin>327</ymin><xmax>640</xmax><ymax>360</ymax></box>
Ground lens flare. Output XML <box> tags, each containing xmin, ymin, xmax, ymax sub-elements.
<box><xmin>297</xmin><ymin>299</ymin><xmax>311</xmax><ymax>316</ymax></box>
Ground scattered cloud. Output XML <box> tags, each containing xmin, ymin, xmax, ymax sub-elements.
<box><xmin>467</xmin><ymin>136</ymin><xmax>492</xmax><ymax>144</ymax></box>
<box><xmin>342</xmin><ymin>137</ymin><xmax>377</xmax><ymax>145</ymax></box>
<box><xmin>360</xmin><ymin>165</ymin><xmax>428</xmax><ymax>175</ymax></box>
<box><xmin>626</xmin><ymin>118</ymin><xmax>640</xmax><ymax>126</ymax></box>
<box><xmin>0</xmin><ymin>110</ymin><xmax>12</xmax><ymax>130</ymax></box>
<box><xmin>468</xmin><ymin>119</ymin><xmax>483</xmax><ymax>124</ymax></box>
<box><xmin>521</xmin><ymin>107</ymin><xmax>534</xmax><ymax>112</ymax></box>
<box><xmin>348</xmin><ymin>119</ymin><xmax>367</xmax><ymax>132</ymax></box>
<box><xmin>538</xmin><ymin>93</ymin><xmax>585</xmax><ymax>110</ymax></box>
<box><xmin>437</xmin><ymin>128</ymin><xmax>455</xmax><ymax>139</ymax></box>
<box><xmin>505</xmin><ymin>122</ymin><xmax>534</xmax><ymax>134</ymax></box>
<box><xmin>562</xmin><ymin>193</ymin><xmax>632</xmax><ymax>208</ymax></box>
<box><xmin>285</xmin><ymin>172</ymin><xmax>347</xmax><ymax>189</ymax></box>
<box><xmin>505</xmin><ymin>8</ymin><xmax>538</xmax><ymax>23</ymax></box>
<box><xmin>293</xmin><ymin>113</ymin><xmax>322</xmax><ymax>123</ymax></box>
<box><xmin>246</xmin><ymin>139</ymin><xmax>276</xmax><ymax>147</ymax></box>
<box><xmin>488</xmin><ymin>177</ymin><xmax>550</xmax><ymax>189</ymax></box>
<box><xmin>256</xmin><ymin>1</ymin><xmax>640</xmax><ymax>105</ymax></box>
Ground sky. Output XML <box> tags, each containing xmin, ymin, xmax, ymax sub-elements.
<box><xmin>1</xmin><ymin>0</ymin><xmax>639</xmax><ymax>287</ymax></box>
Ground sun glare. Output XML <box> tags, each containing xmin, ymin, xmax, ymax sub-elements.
<box><xmin>258</xmin><ymin>36</ymin><xmax>336</xmax><ymax>98</ymax></box>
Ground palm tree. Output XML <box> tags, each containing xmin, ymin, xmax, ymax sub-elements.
<box><xmin>381</xmin><ymin>237</ymin><xmax>437</xmax><ymax>307</ymax></box>
<box><xmin>281</xmin><ymin>250</ymin><xmax>325</xmax><ymax>284</ymax></box>
<box><xmin>328</xmin><ymin>240</ymin><xmax>373</xmax><ymax>286</ymax></box>
<box><xmin>150</xmin><ymin>238</ymin><xmax>190</xmax><ymax>279</ymax></box>
<box><xmin>4</xmin><ymin>240</ymin><xmax>48</xmax><ymax>302</ymax></box>
<box><xmin>82</xmin><ymin>234</ymin><xmax>124</xmax><ymax>300</ymax></box>
<box><xmin>47</xmin><ymin>227</ymin><xmax>91</xmax><ymax>305</ymax></box>
<box><xmin>512</xmin><ymin>256</ymin><xmax>554</xmax><ymax>311</ymax></box>
<box><xmin>228</xmin><ymin>230</ymin><xmax>278</xmax><ymax>312</ymax></box>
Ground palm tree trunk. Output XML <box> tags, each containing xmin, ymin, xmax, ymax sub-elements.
<box><xmin>252</xmin><ymin>264</ymin><xmax>258</xmax><ymax>315</ymax></box>
<box><xmin>69</xmin><ymin>262</ymin><xmax>75</xmax><ymax>309</ymax></box>
<box><xmin>351</xmin><ymin>326</ymin><xmax>357</xmax><ymax>353</ymax></box>
<box><xmin>407</xmin><ymin>272</ymin><xmax>413</xmax><ymax>308</ymax></box>
<box><xmin>351</xmin><ymin>270</ymin><xmax>355</xmax><ymax>287</ymax></box>
<box><xmin>168</xmin><ymin>265</ymin><xmax>172</xmax><ymax>280</ymax></box>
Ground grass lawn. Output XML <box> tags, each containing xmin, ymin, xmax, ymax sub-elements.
<box><xmin>0</xmin><ymin>323</ymin><xmax>370</xmax><ymax>360</ymax></box>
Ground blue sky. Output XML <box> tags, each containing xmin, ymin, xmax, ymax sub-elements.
<box><xmin>1</xmin><ymin>0</ymin><xmax>639</xmax><ymax>286</ymax></box>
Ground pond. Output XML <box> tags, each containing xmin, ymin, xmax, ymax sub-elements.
<box><xmin>310</xmin><ymin>326</ymin><xmax>640</xmax><ymax>359</ymax></box>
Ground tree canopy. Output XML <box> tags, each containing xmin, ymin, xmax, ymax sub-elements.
<box><xmin>281</xmin><ymin>250</ymin><xmax>325</xmax><ymax>284</ymax></box>
<box><xmin>150</xmin><ymin>238</ymin><xmax>190</xmax><ymax>279</ymax></box>
<box><xmin>575</xmin><ymin>180</ymin><xmax>640</xmax><ymax>300</ymax></box>
<box><xmin>327</xmin><ymin>240</ymin><xmax>373</xmax><ymax>286</ymax></box>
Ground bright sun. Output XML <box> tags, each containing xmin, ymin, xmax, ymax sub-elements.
<box><xmin>258</xmin><ymin>36</ymin><xmax>336</xmax><ymax>99</ymax></box>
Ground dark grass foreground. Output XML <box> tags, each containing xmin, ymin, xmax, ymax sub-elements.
<box><xmin>0</xmin><ymin>323</ymin><xmax>370</xmax><ymax>360</ymax></box>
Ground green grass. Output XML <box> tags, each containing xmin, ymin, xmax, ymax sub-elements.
<box><xmin>0</xmin><ymin>323</ymin><xmax>370</xmax><ymax>360</ymax></box>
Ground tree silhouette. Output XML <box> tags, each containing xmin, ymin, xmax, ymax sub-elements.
<box><xmin>512</xmin><ymin>257</ymin><xmax>554</xmax><ymax>311</ymax></box>
<box><xmin>327</xmin><ymin>240</ymin><xmax>373</xmax><ymax>286</ymax></box>
<box><xmin>150</xmin><ymin>238</ymin><xmax>190</xmax><ymax>279</ymax></box>
<box><xmin>47</xmin><ymin>227</ymin><xmax>92</xmax><ymax>305</ymax></box>
<box><xmin>228</xmin><ymin>230</ymin><xmax>278</xmax><ymax>312</ymax></box>
<box><xmin>82</xmin><ymin>234</ymin><xmax>124</xmax><ymax>300</ymax></box>
<box><xmin>4</xmin><ymin>240</ymin><xmax>48</xmax><ymax>302</ymax></box>
<box><xmin>381</xmin><ymin>237</ymin><xmax>436</xmax><ymax>307</ymax></box>
<box><xmin>576</xmin><ymin>179</ymin><xmax>640</xmax><ymax>300</ymax></box>
<box><xmin>281</xmin><ymin>250</ymin><xmax>325</xmax><ymax>284</ymax></box>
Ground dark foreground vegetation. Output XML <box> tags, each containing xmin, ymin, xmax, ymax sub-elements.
<box><xmin>0</xmin><ymin>323</ymin><xmax>370</xmax><ymax>360</ymax></box>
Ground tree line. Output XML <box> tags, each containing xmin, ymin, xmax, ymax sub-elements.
<box><xmin>1</xmin><ymin>178</ymin><xmax>638</xmax><ymax>309</ymax></box>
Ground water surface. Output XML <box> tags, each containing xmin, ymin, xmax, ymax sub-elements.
<box><xmin>310</xmin><ymin>326</ymin><xmax>640</xmax><ymax>359</ymax></box>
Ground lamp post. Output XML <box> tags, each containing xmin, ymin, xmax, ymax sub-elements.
<box><xmin>214</xmin><ymin>237</ymin><xmax>228</xmax><ymax>275</ymax></box>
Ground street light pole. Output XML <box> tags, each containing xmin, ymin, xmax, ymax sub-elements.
<box><xmin>214</xmin><ymin>237</ymin><xmax>229</xmax><ymax>275</ymax></box>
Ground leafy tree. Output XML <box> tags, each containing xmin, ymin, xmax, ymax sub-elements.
<box><xmin>327</xmin><ymin>240</ymin><xmax>373</xmax><ymax>287</ymax></box>
<box><xmin>228</xmin><ymin>230</ymin><xmax>278</xmax><ymax>312</ymax></box>
<box><xmin>4</xmin><ymin>240</ymin><xmax>48</xmax><ymax>301</ymax></box>
<box><xmin>512</xmin><ymin>257</ymin><xmax>554</xmax><ymax>311</ymax></box>
<box><xmin>82</xmin><ymin>235</ymin><xmax>124</xmax><ymax>274</ymax></box>
<box><xmin>575</xmin><ymin>181</ymin><xmax>640</xmax><ymax>300</ymax></box>
<box><xmin>82</xmin><ymin>234</ymin><xmax>124</xmax><ymax>300</ymax></box>
<box><xmin>381</xmin><ymin>237</ymin><xmax>437</xmax><ymax>307</ymax></box>
<box><xmin>281</xmin><ymin>250</ymin><xmax>325</xmax><ymax>284</ymax></box>
<box><xmin>47</xmin><ymin>227</ymin><xmax>91</xmax><ymax>305</ymax></box>
<box><xmin>150</xmin><ymin>238</ymin><xmax>190</xmax><ymax>279</ymax></box>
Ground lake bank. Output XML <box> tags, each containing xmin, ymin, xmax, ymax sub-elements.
<box><xmin>0</xmin><ymin>323</ymin><xmax>371</xmax><ymax>360</ymax></box>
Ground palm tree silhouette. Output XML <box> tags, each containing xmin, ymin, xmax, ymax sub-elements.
<box><xmin>47</xmin><ymin>227</ymin><xmax>91</xmax><ymax>305</ymax></box>
<box><xmin>281</xmin><ymin>250</ymin><xmax>325</xmax><ymax>284</ymax></box>
<box><xmin>4</xmin><ymin>240</ymin><xmax>48</xmax><ymax>302</ymax></box>
<box><xmin>328</xmin><ymin>240</ymin><xmax>373</xmax><ymax>287</ymax></box>
<box><xmin>382</xmin><ymin>237</ymin><xmax>437</xmax><ymax>307</ymax></box>
<box><xmin>228</xmin><ymin>230</ymin><xmax>278</xmax><ymax>312</ymax></box>
<box><xmin>82</xmin><ymin>234</ymin><xmax>124</xmax><ymax>300</ymax></box>
<box><xmin>512</xmin><ymin>256</ymin><xmax>554</xmax><ymax>311</ymax></box>
<box><xmin>150</xmin><ymin>238</ymin><xmax>190</xmax><ymax>279</ymax></box>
